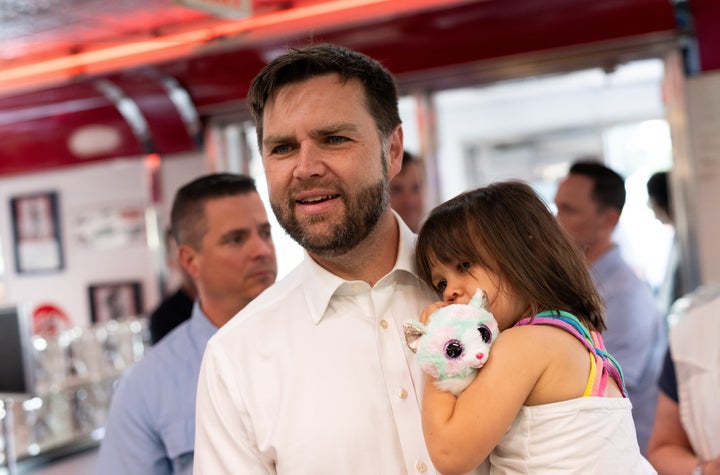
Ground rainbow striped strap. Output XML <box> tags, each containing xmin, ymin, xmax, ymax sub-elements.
<box><xmin>515</xmin><ymin>311</ymin><xmax>628</xmax><ymax>397</ymax></box>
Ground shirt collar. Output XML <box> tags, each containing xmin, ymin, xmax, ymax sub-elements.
<box><xmin>188</xmin><ymin>300</ymin><xmax>220</xmax><ymax>347</ymax></box>
<box><xmin>591</xmin><ymin>244</ymin><xmax>621</xmax><ymax>278</ymax></box>
<box><xmin>301</xmin><ymin>210</ymin><xmax>421</xmax><ymax>325</ymax></box>
<box><xmin>393</xmin><ymin>208</ymin><xmax>420</xmax><ymax>275</ymax></box>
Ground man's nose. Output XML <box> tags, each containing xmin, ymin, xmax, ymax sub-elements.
<box><xmin>293</xmin><ymin>143</ymin><xmax>324</xmax><ymax>179</ymax></box>
<box><xmin>249</xmin><ymin>233</ymin><xmax>275</xmax><ymax>259</ymax></box>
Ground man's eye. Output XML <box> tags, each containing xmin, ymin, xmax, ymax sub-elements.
<box><xmin>272</xmin><ymin>144</ymin><xmax>292</xmax><ymax>154</ymax></box>
<box><xmin>327</xmin><ymin>136</ymin><xmax>348</xmax><ymax>144</ymax></box>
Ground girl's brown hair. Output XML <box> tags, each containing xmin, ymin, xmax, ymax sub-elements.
<box><xmin>415</xmin><ymin>180</ymin><xmax>606</xmax><ymax>331</ymax></box>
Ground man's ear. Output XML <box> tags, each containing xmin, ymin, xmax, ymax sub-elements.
<box><xmin>387</xmin><ymin>126</ymin><xmax>404</xmax><ymax>180</ymax></box>
<box><xmin>177</xmin><ymin>243</ymin><xmax>200</xmax><ymax>282</ymax></box>
<box><xmin>602</xmin><ymin>207</ymin><xmax>621</xmax><ymax>230</ymax></box>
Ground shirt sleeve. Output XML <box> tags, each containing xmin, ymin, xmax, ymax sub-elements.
<box><xmin>96</xmin><ymin>371</ymin><xmax>172</xmax><ymax>475</ymax></box>
<box><xmin>657</xmin><ymin>348</ymin><xmax>678</xmax><ymax>402</ymax></box>
<box><xmin>194</xmin><ymin>339</ymin><xmax>274</xmax><ymax>475</ymax></box>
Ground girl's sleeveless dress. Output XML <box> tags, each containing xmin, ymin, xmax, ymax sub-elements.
<box><xmin>489</xmin><ymin>311</ymin><xmax>657</xmax><ymax>474</ymax></box>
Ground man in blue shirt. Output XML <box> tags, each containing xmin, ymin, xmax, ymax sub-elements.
<box><xmin>96</xmin><ymin>173</ymin><xmax>277</xmax><ymax>474</ymax></box>
<box><xmin>554</xmin><ymin>160</ymin><xmax>665</xmax><ymax>455</ymax></box>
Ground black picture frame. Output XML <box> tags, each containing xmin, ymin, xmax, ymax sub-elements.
<box><xmin>10</xmin><ymin>191</ymin><xmax>64</xmax><ymax>274</ymax></box>
<box><xmin>0</xmin><ymin>304</ymin><xmax>36</xmax><ymax>397</ymax></box>
<box><xmin>88</xmin><ymin>281</ymin><xmax>144</xmax><ymax>324</ymax></box>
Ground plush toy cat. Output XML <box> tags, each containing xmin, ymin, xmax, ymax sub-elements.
<box><xmin>403</xmin><ymin>289</ymin><xmax>499</xmax><ymax>396</ymax></box>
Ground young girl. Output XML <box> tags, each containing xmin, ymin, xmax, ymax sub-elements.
<box><xmin>415</xmin><ymin>181</ymin><xmax>656</xmax><ymax>475</ymax></box>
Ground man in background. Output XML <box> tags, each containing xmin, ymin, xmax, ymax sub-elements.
<box><xmin>554</xmin><ymin>160</ymin><xmax>665</xmax><ymax>455</ymax></box>
<box><xmin>96</xmin><ymin>173</ymin><xmax>277</xmax><ymax>474</ymax></box>
<box><xmin>390</xmin><ymin>150</ymin><xmax>426</xmax><ymax>232</ymax></box>
<box><xmin>647</xmin><ymin>170</ymin><xmax>688</xmax><ymax>318</ymax></box>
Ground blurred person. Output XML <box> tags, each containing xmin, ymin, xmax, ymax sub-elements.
<box><xmin>647</xmin><ymin>171</ymin><xmax>672</xmax><ymax>226</ymax></box>
<box><xmin>194</xmin><ymin>44</ymin><xmax>487</xmax><ymax>474</ymax></box>
<box><xmin>554</xmin><ymin>160</ymin><xmax>665</xmax><ymax>455</ymax></box>
<box><xmin>647</xmin><ymin>170</ymin><xmax>688</xmax><ymax>318</ymax></box>
<box><xmin>390</xmin><ymin>150</ymin><xmax>426</xmax><ymax>232</ymax></box>
<box><xmin>647</xmin><ymin>288</ymin><xmax>720</xmax><ymax>475</ymax></box>
<box><xmin>148</xmin><ymin>228</ymin><xmax>197</xmax><ymax>344</ymax></box>
<box><xmin>96</xmin><ymin>173</ymin><xmax>277</xmax><ymax>475</ymax></box>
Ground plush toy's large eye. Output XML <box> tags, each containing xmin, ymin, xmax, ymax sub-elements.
<box><xmin>477</xmin><ymin>324</ymin><xmax>493</xmax><ymax>344</ymax></box>
<box><xmin>444</xmin><ymin>339</ymin><xmax>464</xmax><ymax>359</ymax></box>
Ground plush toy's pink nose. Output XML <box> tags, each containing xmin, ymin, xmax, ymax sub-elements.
<box><xmin>476</xmin><ymin>353</ymin><xmax>484</xmax><ymax>360</ymax></box>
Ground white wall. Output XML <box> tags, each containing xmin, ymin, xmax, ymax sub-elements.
<box><xmin>0</xmin><ymin>152</ymin><xmax>206</xmax><ymax>328</ymax></box>
<box><xmin>685</xmin><ymin>70</ymin><xmax>720</xmax><ymax>285</ymax></box>
<box><xmin>399</xmin><ymin>59</ymin><xmax>673</xmax><ymax>287</ymax></box>
<box><xmin>429</xmin><ymin>60</ymin><xmax>668</xmax><ymax>201</ymax></box>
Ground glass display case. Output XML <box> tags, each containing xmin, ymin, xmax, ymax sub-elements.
<box><xmin>0</xmin><ymin>317</ymin><xmax>149</xmax><ymax>467</ymax></box>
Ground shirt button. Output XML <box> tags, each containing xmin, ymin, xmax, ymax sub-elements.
<box><xmin>379</xmin><ymin>319</ymin><xmax>388</xmax><ymax>329</ymax></box>
<box><xmin>398</xmin><ymin>388</ymin><xmax>408</xmax><ymax>399</ymax></box>
<box><xmin>416</xmin><ymin>460</ymin><xmax>427</xmax><ymax>473</ymax></box>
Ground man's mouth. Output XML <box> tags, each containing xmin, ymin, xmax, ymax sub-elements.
<box><xmin>297</xmin><ymin>194</ymin><xmax>339</xmax><ymax>204</ymax></box>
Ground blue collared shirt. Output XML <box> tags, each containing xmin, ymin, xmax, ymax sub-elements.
<box><xmin>96</xmin><ymin>302</ymin><xmax>216</xmax><ymax>475</ymax></box>
<box><xmin>591</xmin><ymin>244</ymin><xmax>665</xmax><ymax>454</ymax></box>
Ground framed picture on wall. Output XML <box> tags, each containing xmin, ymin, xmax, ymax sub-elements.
<box><xmin>10</xmin><ymin>191</ymin><xmax>64</xmax><ymax>274</ymax></box>
<box><xmin>88</xmin><ymin>281</ymin><xmax>144</xmax><ymax>324</ymax></box>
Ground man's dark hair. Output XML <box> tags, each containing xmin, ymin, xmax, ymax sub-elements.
<box><xmin>569</xmin><ymin>160</ymin><xmax>626</xmax><ymax>213</ymax></box>
<box><xmin>247</xmin><ymin>43</ymin><xmax>401</xmax><ymax>148</ymax></box>
<box><xmin>170</xmin><ymin>173</ymin><xmax>257</xmax><ymax>249</ymax></box>
<box><xmin>647</xmin><ymin>171</ymin><xmax>670</xmax><ymax>216</ymax></box>
<box><xmin>402</xmin><ymin>150</ymin><xmax>417</xmax><ymax>167</ymax></box>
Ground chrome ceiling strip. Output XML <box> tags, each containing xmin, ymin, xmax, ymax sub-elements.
<box><xmin>94</xmin><ymin>78</ymin><xmax>156</xmax><ymax>153</ymax></box>
<box><xmin>159</xmin><ymin>75</ymin><xmax>203</xmax><ymax>148</ymax></box>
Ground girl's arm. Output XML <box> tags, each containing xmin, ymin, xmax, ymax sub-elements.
<box><xmin>421</xmin><ymin>326</ymin><xmax>544</xmax><ymax>475</ymax></box>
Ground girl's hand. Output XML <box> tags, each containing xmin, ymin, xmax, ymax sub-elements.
<box><xmin>420</xmin><ymin>301</ymin><xmax>448</xmax><ymax>325</ymax></box>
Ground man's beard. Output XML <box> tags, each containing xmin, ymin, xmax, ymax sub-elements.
<box><xmin>271</xmin><ymin>177</ymin><xmax>389</xmax><ymax>258</ymax></box>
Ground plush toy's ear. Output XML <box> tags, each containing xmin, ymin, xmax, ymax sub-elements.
<box><xmin>470</xmin><ymin>289</ymin><xmax>490</xmax><ymax>311</ymax></box>
<box><xmin>402</xmin><ymin>321</ymin><xmax>426</xmax><ymax>353</ymax></box>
